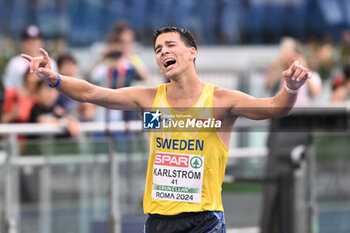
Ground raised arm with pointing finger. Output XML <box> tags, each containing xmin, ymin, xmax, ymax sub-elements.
<box><xmin>22</xmin><ymin>48</ymin><xmax>156</xmax><ymax>112</ymax></box>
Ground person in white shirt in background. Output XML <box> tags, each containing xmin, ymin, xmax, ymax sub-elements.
<box><xmin>3</xmin><ymin>25</ymin><xmax>57</xmax><ymax>89</ymax></box>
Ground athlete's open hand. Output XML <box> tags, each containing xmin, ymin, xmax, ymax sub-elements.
<box><xmin>21</xmin><ymin>48</ymin><xmax>57</xmax><ymax>84</ymax></box>
<box><xmin>282</xmin><ymin>61</ymin><xmax>312</xmax><ymax>91</ymax></box>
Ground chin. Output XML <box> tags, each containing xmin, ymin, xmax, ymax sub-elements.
<box><xmin>163</xmin><ymin>69</ymin><xmax>175</xmax><ymax>78</ymax></box>
<box><xmin>165</xmin><ymin>67</ymin><xmax>182</xmax><ymax>79</ymax></box>
<box><xmin>166</xmin><ymin>72</ymin><xmax>180</xmax><ymax>81</ymax></box>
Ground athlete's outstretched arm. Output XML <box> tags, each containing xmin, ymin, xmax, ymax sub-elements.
<box><xmin>219</xmin><ymin>61</ymin><xmax>312</xmax><ymax>120</ymax></box>
<box><xmin>22</xmin><ymin>49</ymin><xmax>150</xmax><ymax>111</ymax></box>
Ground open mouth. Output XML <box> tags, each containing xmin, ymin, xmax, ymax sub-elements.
<box><xmin>163</xmin><ymin>58</ymin><xmax>176</xmax><ymax>69</ymax></box>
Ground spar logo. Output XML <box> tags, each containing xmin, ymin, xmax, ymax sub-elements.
<box><xmin>154</xmin><ymin>152</ymin><xmax>203</xmax><ymax>169</ymax></box>
<box><xmin>190</xmin><ymin>156</ymin><xmax>203</xmax><ymax>169</ymax></box>
<box><xmin>154</xmin><ymin>152</ymin><xmax>189</xmax><ymax>168</ymax></box>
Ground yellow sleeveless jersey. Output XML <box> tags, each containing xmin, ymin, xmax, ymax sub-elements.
<box><xmin>143</xmin><ymin>83</ymin><xmax>229</xmax><ymax>215</ymax></box>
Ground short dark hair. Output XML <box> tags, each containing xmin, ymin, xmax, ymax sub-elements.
<box><xmin>57</xmin><ymin>53</ymin><xmax>77</xmax><ymax>69</ymax></box>
<box><xmin>153</xmin><ymin>27</ymin><xmax>197</xmax><ymax>51</ymax></box>
<box><xmin>112</xmin><ymin>20</ymin><xmax>131</xmax><ymax>36</ymax></box>
<box><xmin>107</xmin><ymin>20</ymin><xmax>132</xmax><ymax>44</ymax></box>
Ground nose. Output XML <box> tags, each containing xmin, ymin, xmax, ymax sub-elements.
<box><xmin>161</xmin><ymin>47</ymin><xmax>170</xmax><ymax>56</ymax></box>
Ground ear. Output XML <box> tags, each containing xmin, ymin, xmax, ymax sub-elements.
<box><xmin>189</xmin><ymin>47</ymin><xmax>197</xmax><ymax>62</ymax></box>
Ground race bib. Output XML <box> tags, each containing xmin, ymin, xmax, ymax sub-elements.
<box><xmin>152</xmin><ymin>151</ymin><xmax>204</xmax><ymax>203</ymax></box>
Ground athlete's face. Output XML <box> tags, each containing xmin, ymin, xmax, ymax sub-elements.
<box><xmin>154</xmin><ymin>32</ymin><xmax>196</xmax><ymax>78</ymax></box>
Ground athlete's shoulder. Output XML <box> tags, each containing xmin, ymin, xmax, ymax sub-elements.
<box><xmin>213</xmin><ymin>85</ymin><xmax>230</xmax><ymax>96</ymax></box>
<box><xmin>127</xmin><ymin>85</ymin><xmax>158</xmax><ymax>97</ymax></box>
<box><xmin>213</xmin><ymin>85</ymin><xmax>250</xmax><ymax>99</ymax></box>
<box><xmin>213</xmin><ymin>85</ymin><xmax>253</xmax><ymax>108</ymax></box>
<box><xmin>126</xmin><ymin>85</ymin><xmax>159</xmax><ymax>108</ymax></box>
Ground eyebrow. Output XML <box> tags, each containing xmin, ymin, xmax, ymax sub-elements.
<box><xmin>154</xmin><ymin>40</ymin><xmax>177</xmax><ymax>51</ymax></box>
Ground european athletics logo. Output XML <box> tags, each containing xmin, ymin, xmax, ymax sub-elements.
<box><xmin>143</xmin><ymin>110</ymin><xmax>162</xmax><ymax>129</ymax></box>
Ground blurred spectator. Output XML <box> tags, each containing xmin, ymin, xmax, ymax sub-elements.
<box><xmin>54</xmin><ymin>53</ymin><xmax>95</xmax><ymax>121</ymax></box>
<box><xmin>262</xmin><ymin>36</ymin><xmax>321</xmax><ymax>233</ymax></box>
<box><xmin>0</xmin><ymin>80</ymin><xmax>4</xmax><ymax>122</ymax></box>
<box><xmin>339</xmin><ymin>30</ymin><xmax>350</xmax><ymax>65</ymax></box>
<box><xmin>265</xmin><ymin>37</ymin><xmax>322</xmax><ymax>106</ymax></box>
<box><xmin>1</xmin><ymin>70</ymin><xmax>41</xmax><ymax>153</ymax></box>
<box><xmin>109</xmin><ymin>20</ymin><xmax>149</xmax><ymax>81</ymax></box>
<box><xmin>2</xmin><ymin>69</ymin><xmax>40</xmax><ymax>123</ymax></box>
<box><xmin>29</xmin><ymin>81</ymin><xmax>79</xmax><ymax>138</ymax></box>
<box><xmin>3</xmin><ymin>25</ymin><xmax>57</xmax><ymax>89</ymax></box>
<box><xmin>331</xmin><ymin>61</ymin><xmax>350</xmax><ymax>102</ymax></box>
<box><xmin>316</xmin><ymin>43</ymin><xmax>336</xmax><ymax>81</ymax></box>
<box><xmin>0</xmin><ymin>38</ymin><xmax>16</xmax><ymax>78</ymax></box>
<box><xmin>88</xmin><ymin>20</ymin><xmax>149</xmax><ymax>123</ymax></box>
<box><xmin>305</xmin><ymin>37</ymin><xmax>320</xmax><ymax>72</ymax></box>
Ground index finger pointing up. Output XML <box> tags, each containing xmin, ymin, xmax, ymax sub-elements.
<box><xmin>39</xmin><ymin>48</ymin><xmax>50</xmax><ymax>60</ymax></box>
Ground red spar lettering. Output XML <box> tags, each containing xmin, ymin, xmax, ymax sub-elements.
<box><xmin>154</xmin><ymin>153</ymin><xmax>189</xmax><ymax>167</ymax></box>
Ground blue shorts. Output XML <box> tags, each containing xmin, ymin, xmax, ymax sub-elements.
<box><xmin>144</xmin><ymin>211</ymin><xmax>226</xmax><ymax>233</ymax></box>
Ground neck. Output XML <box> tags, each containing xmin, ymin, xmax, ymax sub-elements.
<box><xmin>167</xmin><ymin>69</ymin><xmax>204</xmax><ymax>99</ymax></box>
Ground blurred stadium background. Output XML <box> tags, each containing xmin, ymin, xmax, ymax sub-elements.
<box><xmin>0</xmin><ymin>0</ymin><xmax>350</xmax><ymax>233</ymax></box>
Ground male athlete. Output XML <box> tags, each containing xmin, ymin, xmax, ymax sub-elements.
<box><xmin>22</xmin><ymin>27</ymin><xmax>311</xmax><ymax>233</ymax></box>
